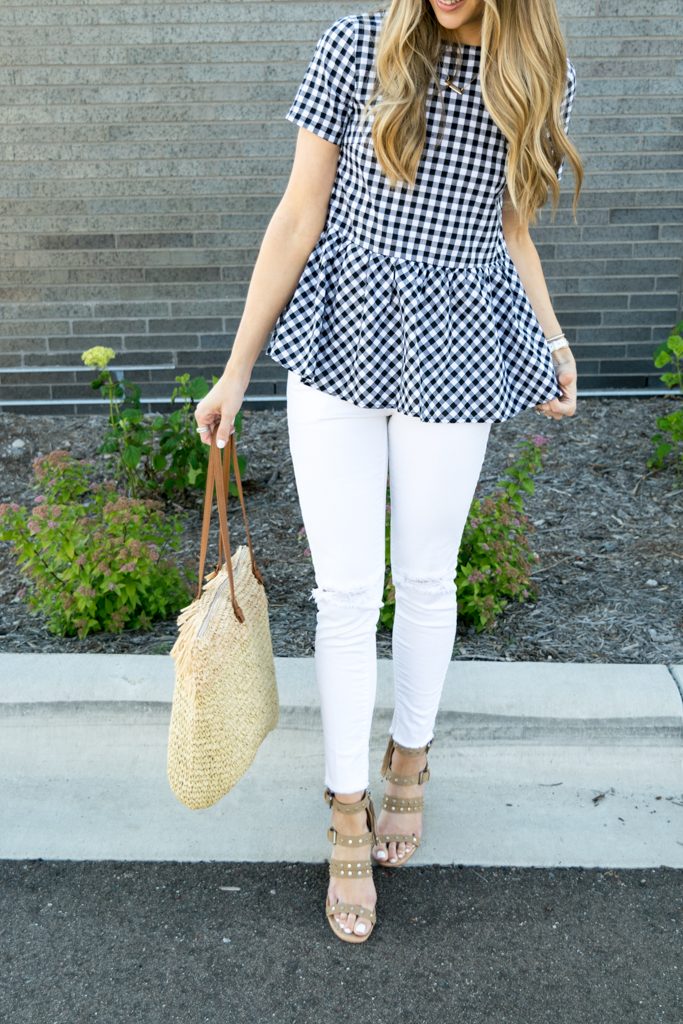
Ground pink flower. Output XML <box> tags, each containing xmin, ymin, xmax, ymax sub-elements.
<box><xmin>531</xmin><ymin>434</ymin><xmax>548</xmax><ymax>447</ymax></box>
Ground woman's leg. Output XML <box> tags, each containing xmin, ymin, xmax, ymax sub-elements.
<box><xmin>371</xmin><ymin>410</ymin><xmax>491</xmax><ymax>864</ymax></box>
<box><xmin>387</xmin><ymin>412</ymin><xmax>492</xmax><ymax>746</ymax></box>
<box><xmin>286</xmin><ymin>371</ymin><xmax>389</xmax><ymax>938</ymax></box>
<box><xmin>286</xmin><ymin>371</ymin><xmax>389</xmax><ymax>793</ymax></box>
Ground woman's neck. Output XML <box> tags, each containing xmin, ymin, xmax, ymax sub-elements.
<box><xmin>438</xmin><ymin>20</ymin><xmax>483</xmax><ymax>48</ymax></box>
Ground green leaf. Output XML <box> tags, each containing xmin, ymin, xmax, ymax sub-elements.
<box><xmin>654</xmin><ymin>349</ymin><xmax>672</xmax><ymax>369</ymax></box>
<box><xmin>189</xmin><ymin>377</ymin><xmax>210</xmax><ymax>399</ymax></box>
<box><xmin>667</xmin><ymin>333</ymin><xmax>683</xmax><ymax>357</ymax></box>
<box><xmin>122</xmin><ymin>445</ymin><xmax>142</xmax><ymax>469</ymax></box>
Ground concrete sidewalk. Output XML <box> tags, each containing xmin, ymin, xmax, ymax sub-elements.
<box><xmin>1</xmin><ymin>653</ymin><xmax>682</xmax><ymax>866</ymax></box>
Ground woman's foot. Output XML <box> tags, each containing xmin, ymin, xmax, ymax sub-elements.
<box><xmin>372</xmin><ymin>746</ymin><xmax>428</xmax><ymax>864</ymax></box>
<box><xmin>326</xmin><ymin>790</ymin><xmax>377</xmax><ymax>938</ymax></box>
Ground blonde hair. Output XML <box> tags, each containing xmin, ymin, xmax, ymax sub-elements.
<box><xmin>362</xmin><ymin>0</ymin><xmax>583</xmax><ymax>225</ymax></box>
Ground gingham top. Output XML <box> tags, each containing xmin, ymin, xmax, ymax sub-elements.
<box><xmin>265</xmin><ymin>8</ymin><xmax>577</xmax><ymax>422</ymax></box>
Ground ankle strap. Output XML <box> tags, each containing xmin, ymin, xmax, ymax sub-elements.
<box><xmin>380</xmin><ymin>734</ymin><xmax>433</xmax><ymax>779</ymax></box>
<box><xmin>323</xmin><ymin>787</ymin><xmax>372</xmax><ymax>814</ymax></box>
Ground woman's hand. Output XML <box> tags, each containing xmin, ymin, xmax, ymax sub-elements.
<box><xmin>535</xmin><ymin>346</ymin><xmax>578</xmax><ymax>420</ymax></box>
<box><xmin>194</xmin><ymin>368</ymin><xmax>250</xmax><ymax>448</ymax></box>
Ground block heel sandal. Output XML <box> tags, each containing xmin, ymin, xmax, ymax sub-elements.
<box><xmin>372</xmin><ymin>734</ymin><xmax>433</xmax><ymax>868</ymax></box>
<box><xmin>323</xmin><ymin>786</ymin><xmax>378</xmax><ymax>943</ymax></box>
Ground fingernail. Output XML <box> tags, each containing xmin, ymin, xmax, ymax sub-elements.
<box><xmin>217</xmin><ymin>439</ymin><xmax>226</xmax><ymax>449</ymax></box>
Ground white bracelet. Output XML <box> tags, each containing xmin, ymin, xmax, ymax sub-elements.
<box><xmin>546</xmin><ymin>335</ymin><xmax>569</xmax><ymax>353</ymax></box>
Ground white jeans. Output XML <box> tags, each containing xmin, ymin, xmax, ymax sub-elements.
<box><xmin>286</xmin><ymin>371</ymin><xmax>492</xmax><ymax>793</ymax></box>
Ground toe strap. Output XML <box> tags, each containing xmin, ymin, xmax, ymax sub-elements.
<box><xmin>326</xmin><ymin>900</ymin><xmax>376</xmax><ymax>924</ymax></box>
<box><xmin>374</xmin><ymin>832</ymin><xmax>420</xmax><ymax>846</ymax></box>
<box><xmin>329</xmin><ymin>858</ymin><xmax>373</xmax><ymax>877</ymax></box>
<box><xmin>381</xmin><ymin>794</ymin><xmax>424</xmax><ymax>813</ymax></box>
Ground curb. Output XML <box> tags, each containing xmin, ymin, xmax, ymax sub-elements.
<box><xmin>1</xmin><ymin>654</ymin><xmax>682</xmax><ymax>866</ymax></box>
<box><xmin>1</xmin><ymin>653</ymin><xmax>682</xmax><ymax>743</ymax></box>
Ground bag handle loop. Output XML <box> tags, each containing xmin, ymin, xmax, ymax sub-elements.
<box><xmin>215</xmin><ymin>432</ymin><xmax>264</xmax><ymax>588</ymax></box>
<box><xmin>194</xmin><ymin>432</ymin><xmax>264</xmax><ymax>618</ymax></box>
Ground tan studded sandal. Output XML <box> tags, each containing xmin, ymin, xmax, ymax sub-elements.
<box><xmin>323</xmin><ymin>786</ymin><xmax>378</xmax><ymax>943</ymax></box>
<box><xmin>372</xmin><ymin>734</ymin><xmax>433</xmax><ymax>868</ymax></box>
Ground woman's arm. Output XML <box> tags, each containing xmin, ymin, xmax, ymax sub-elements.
<box><xmin>223</xmin><ymin>127</ymin><xmax>341</xmax><ymax>387</ymax></box>
<box><xmin>501</xmin><ymin>187</ymin><xmax>577</xmax><ymax>419</ymax></box>
<box><xmin>193</xmin><ymin>127</ymin><xmax>341</xmax><ymax>445</ymax></box>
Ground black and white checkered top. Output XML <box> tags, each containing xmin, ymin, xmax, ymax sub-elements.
<box><xmin>265</xmin><ymin>8</ymin><xmax>577</xmax><ymax>422</ymax></box>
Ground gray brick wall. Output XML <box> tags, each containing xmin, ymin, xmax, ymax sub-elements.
<box><xmin>0</xmin><ymin>1</ymin><xmax>681</xmax><ymax>412</ymax></box>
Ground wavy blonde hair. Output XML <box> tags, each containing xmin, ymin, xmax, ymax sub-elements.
<box><xmin>362</xmin><ymin>0</ymin><xmax>583</xmax><ymax>225</ymax></box>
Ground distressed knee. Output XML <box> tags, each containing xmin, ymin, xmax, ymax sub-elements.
<box><xmin>391</xmin><ymin>569</ymin><xmax>457</xmax><ymax>609</ymax></box>
<box><xmin>392</xmin><ymin>569</ymin><xmax>455</xmax><ymax>593</ymax></box>
<box><xmin>311</xmin><ymin>574</ymin><xmax>385</xmax><ymax>612</ymax></box>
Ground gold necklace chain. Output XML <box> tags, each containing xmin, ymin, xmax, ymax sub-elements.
<box><xmin>442</xmin><ymin>48</ymin><xmax>478</xmax><ymax>96</ymax></box>
<box><xmin>443</xmin><ymin>74</ymin><xmax>474</xmax><ymax>96</ymax></box>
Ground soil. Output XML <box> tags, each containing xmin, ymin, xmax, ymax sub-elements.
<box><xmin>0</xmin><ymin>397</ymin><xmax>681</xmax><ymax>664</ymax></box>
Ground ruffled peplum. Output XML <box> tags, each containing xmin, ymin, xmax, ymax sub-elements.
<box><xmin>266</xmin><ymin>225</ymin><xmax>563</xmax><ymax>423</ymax></box>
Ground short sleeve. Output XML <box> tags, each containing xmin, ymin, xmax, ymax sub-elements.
<box><xmin>285</xmin><ymin>17</ymin><xmax>357</xmax><ymax>146</ymax></box>
<box><xmin>556</xmin><ymin>58</ymin><xmax>577</xmax><ymax>182</ymax></box>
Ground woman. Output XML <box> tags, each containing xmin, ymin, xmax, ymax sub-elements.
<box><xmin>195</xmin><ymin>0</ymin><xmax>583</xmax><ymax>943</ymax></box>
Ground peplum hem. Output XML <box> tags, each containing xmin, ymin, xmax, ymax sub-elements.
<box><xmin>266</xmin><ymin>225</ymin><xmax>563</xmax><ymax>423</ymax></box>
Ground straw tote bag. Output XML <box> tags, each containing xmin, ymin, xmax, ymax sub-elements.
<box><xmin>167</xmin><ymin>431</ymin><xmax>279</xmax><ymax>809</ymax></box>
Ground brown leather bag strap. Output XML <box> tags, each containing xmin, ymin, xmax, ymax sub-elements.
<box><xmin>194</xmin><ymin>436</ymin><xmax>244</xmax><ymax>622</ymax></box>
<box><xmin>216</xmin><ymin>433</ymin><xmax>264</xmax><ymax>587</ymax></box>
<box><xmin>196</xmin><ymin>436</ymin><xmax>218</xmax><ymax>600</ymax></box>
<box><xmin>211</xmin><ymin>437</ymin><xmax>244</xmax><ymax>623</ymax></box>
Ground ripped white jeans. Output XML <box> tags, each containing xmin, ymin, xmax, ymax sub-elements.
<box><xmin>286</xmin><ymin>370</ymin><xmax>492</xmax><ymax>793</ymax></box>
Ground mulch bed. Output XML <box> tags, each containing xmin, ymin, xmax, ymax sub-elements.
<box><xmin>0</xmin><ymin>397</ymin><xmax>681</xmax><ymax>664</ymax></box>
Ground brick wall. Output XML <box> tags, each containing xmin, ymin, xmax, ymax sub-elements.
<box><xmin>0</xmin><ymin>1</ymin><xmax>681</xmax><ymax>413</ymax></box>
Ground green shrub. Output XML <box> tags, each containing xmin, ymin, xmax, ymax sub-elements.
<box><xmin>80</xmin><ymin>347</ymin><xmax>246</xmax><ymax>501</ymax></box>
<box><xmin>647</xmin><ymin>321</ymin><xmax>683</xmax><ymax>480</ymax></box>
<box><xmin>0</xmin><ymin>449</ymin><xmax>194</xmax><ymax>639</ymax></box>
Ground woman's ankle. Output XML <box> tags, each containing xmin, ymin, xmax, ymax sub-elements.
<box><xmin>332</xmin><ymin>789</ymin><xmax>366</xmax><ymax>803</ymax></box>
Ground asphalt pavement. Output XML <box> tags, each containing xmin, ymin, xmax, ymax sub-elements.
<box><xmin>1</xmin><ymin>859</ymin><xmax>681</xmax><ymax>1024</ymax></box>
<box><xmin>1</xmin><ymin>652</ymin><xmax>681</xmax><ymax>1023</ymax></box>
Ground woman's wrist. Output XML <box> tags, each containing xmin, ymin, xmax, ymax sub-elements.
<box><xmin>550</xmin><ymin>344</ymin><xmax>574</xmax><ymax>365</ymax></box>
<box><xmin>221</xmin><ymin>360</ymin><xmax>252</xmax><ymax>391</ymax></box>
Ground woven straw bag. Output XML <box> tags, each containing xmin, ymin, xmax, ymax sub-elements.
<box><xmin>167</xmin><ymin>431</ymin><xmax>279</xmax><ymax>809</ymax></box>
